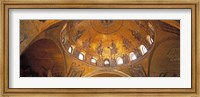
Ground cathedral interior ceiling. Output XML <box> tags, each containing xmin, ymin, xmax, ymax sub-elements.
<box><xmin>20</xmin><ymin>20</ymin><xmax>180</xmax><ymax>77</ymax></box>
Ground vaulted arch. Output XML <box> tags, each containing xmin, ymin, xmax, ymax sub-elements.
<box><xmin>20</xmin><ymin>39</ymin><xmax>65</xmax><ymax>77</ymax></box>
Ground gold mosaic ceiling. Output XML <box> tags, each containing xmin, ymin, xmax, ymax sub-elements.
<box><xmin>60</xmin><ymin>20</ymin><xmax>156</xmax><ymax>66</ymax></box>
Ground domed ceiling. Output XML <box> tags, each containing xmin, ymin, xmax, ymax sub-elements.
<box><xmin>20</xmin><ymin>20</ymin><xmax>180</xmax><ymax>77</ymax></box>
<box><xmin>60</xmin><ymin>20</ymin><xmax>156</xmax><ymax>67</ymax></box>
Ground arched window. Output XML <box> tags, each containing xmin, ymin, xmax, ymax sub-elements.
<box><xmin>116</xmin><ymin>57</ymin><xmax>123</xmax><ymax>65</ymax></box>
<box><xmin>61</xmin><ymin>37</ymin><xmax>66</xmax><ymax>44</ymax></box>
<box><xmin>146</xmin><ymin>35</ymin><xmax>153</xmax><ymax>45</ymax></box>
<box><xmin>129</xmin><ymin>52</ymin><xmax>137</xmax><ymax>61</ymax></box>
<box><xmin>91</xmin><ymin>58</ymin><xmax>96</xmax><ymax>64</ymax></box>
<box><xmin>78</xmin><ymin>52</ymin><xmax>85</xmax><ymax>60</ymax></box>
<box><xmin>104</xmin><ymin>59</ymin><xmax>110</xmax><ymax>65</ymax></box>
<box><xmin>148</xmin><ymin>22</ymin><xmax>155</xmax><ymax>32</ymax></box>
<box><xmin>68</xmin><ymin>46</ymin><xmax>73</xmax><ymax>53</ymax></box>
<box><xmin>140</xmin><ymin>45</ymin><xmax>148</xmax><ymax>55</ymax></box>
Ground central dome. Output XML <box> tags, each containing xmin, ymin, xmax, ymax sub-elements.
<box><xmin>60</xmin><ymin>20</ymin><xmax>156</xmax><ymax>67</ymax></box>
<box><xmin>91</xmin><ymin>20</ymin><xmax>123</xmax><ymax>34</ymax></box>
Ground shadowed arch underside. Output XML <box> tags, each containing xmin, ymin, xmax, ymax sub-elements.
<box><xmin>20</xmin><ymin>39</ymin><xmax>65</xmax><ymax>77</ymax></box>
